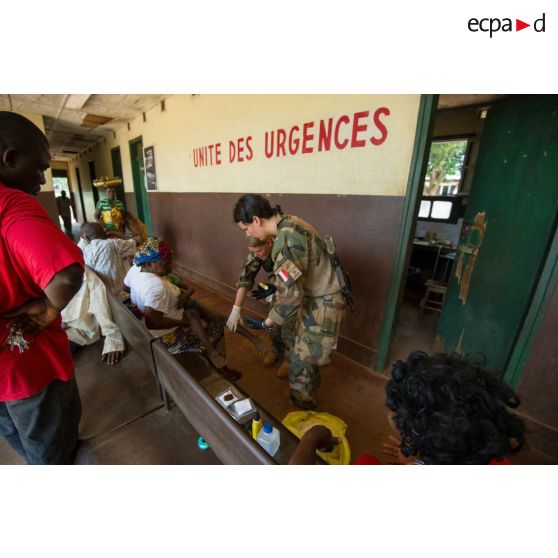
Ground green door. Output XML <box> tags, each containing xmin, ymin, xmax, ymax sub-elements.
<box><xmin>436</xmin><ymin>95</ymin><xmax>558</xmax><ymax>376</ymax></box>
<box><xmin>110</xmin><ymin>146</ymin><xmax>127</xmax><ymax>210</ymax></box>
<box><xmin>129</xmin><ymin>136</ymin><xmax>152</xmax><ymax>234</ymax></box>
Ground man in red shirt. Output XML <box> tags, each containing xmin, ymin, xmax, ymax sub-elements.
<box><xmin>0</xmin><ymin>111</ymin><xmax>84</xmax><ymax>464</ymax></box>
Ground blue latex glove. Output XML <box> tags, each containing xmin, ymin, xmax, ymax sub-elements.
<box><xmin>243</xmin><ymin>316</ymin><xmax>267</xmax><ymax>330</ymax></box>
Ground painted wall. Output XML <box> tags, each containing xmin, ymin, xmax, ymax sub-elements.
<box><xmin>69</xmin><ymin>97</ymin><xmax>421</xmax><ymax>200</ymax></box>
<box><xmin>66</xmin><ymin>94</ymin><xmax>422</xmax><ymax>365</ymax></box>
<box><xmin>70</xmin><ymin>95</ymin><xmax>420</xmax><ymax>197</ymax></box>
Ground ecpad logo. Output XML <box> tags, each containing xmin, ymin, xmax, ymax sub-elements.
<box><xmin>468</xmin><ymin>13</ymin><xmax>546</xmax><ymax>37</ymax></box>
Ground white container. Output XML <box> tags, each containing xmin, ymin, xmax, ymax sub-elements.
<box><xmin>256</xmin><ymin>422</ymin><xmax>281</xmax><ymax>457</ymax></box>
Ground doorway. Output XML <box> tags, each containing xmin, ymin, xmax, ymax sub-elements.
<box><xmin>88</xmin><ymin>160</ymin><xmax>99</xmax><ymax>205</ymax></box>
<box><xmin>380</xmin><ymin>95</ymin><xmax>558</xmax><ymax>387</ymax></box>
<box><xmin>75</xmin><ymin>167</ymin><xmax>87</xmax><ymax>221</ymax></box>
<box><xmin>129</xmin><ymin>136</ymin><xmax>152</xmax><ymax>234</ymax></box>
<box><xmin>52</xmin><ymin>169</ymin><xmax>78</xmax><ymax>229</ymax></box>
<box><xmin>389</xmin><ymin>134</ymin><xmax>474</xmax><ymax>363</ymax></box>
<box><xmin>434</xmin><ymin>95</ymin><xmax>558</xmax><ymax>378</ymax></box>
<box><xmin>110</xmin><ymin>146</ymin><xmax>127</xmax><ymax>210</ymax></box>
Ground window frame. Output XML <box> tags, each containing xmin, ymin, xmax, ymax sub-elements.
<box><xmin>417</xmin><ymin>195</ymin><xmax>464</xmax><ymax>224</ymax></box>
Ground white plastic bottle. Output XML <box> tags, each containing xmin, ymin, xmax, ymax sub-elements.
<box><xmin>256</xmin><ymin>421</ymin><xmax>281</xmax><ymax>457</ymax></box>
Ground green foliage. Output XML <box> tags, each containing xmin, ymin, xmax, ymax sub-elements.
<box><xmin>424</xmin><ymin>140</ymin><xmax>467</xmax><ymax>195</ymax></box>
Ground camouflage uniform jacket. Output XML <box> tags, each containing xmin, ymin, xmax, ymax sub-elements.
<box><xmin>236</xmin><ymin>253</ymin><xmax>274</xmax><ymax>290</ymax></box>
<box><xmin>268</xmin><ymin>214</ymin><xmax>341</xmax><ymax>325</ymax></box>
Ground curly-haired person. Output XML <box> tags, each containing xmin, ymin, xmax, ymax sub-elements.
<box><xmin>383</xmin><ymin>351</ymin><xmax>526</xmax><ymax>465</ymax></box>
<box><xmin>290</xmin><ymin>351</ymin><xmax>526</xmax><ymax>465</ymax></box>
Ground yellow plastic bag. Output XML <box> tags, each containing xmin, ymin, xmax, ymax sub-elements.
<box><xmin>282</xmin><ymin>411</ymin><xmax>351</xmax><ymax>465</ymax></box>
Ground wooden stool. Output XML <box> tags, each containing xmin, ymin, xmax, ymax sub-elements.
<box><xmin>420</xmin><ymin>280</ymin><xmax>447</xmax><ymax>313</ymax></box>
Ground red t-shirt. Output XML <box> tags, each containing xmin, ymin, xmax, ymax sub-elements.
<box><xmin>0</xmin><ymin>183</ymin><xmax>84</xmax><ymax>401</ymax></box>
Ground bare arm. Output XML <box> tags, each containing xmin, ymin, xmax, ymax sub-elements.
<box><xmin>143</xmin><ymin>306</ymin><xmax>189</xmax><ymax>330</ymax></box>
<box><xmin>234</xmin><ymin>287</ymin><xmax>248</xmax><ymax>308</ymax></box>
<box><xmin>288</xmin><ymin>426</ymin><xmax>340</xmax><ymax>465</ymax></box>
<box><xmin>2</xmin><ymin>263</ymin><xmax>84</xmax><ymax>333</ymax></box>
<box><xmin>44</xmin><ymin>263</ymin><xmax>84</xmax><ymax>311</ymax></box>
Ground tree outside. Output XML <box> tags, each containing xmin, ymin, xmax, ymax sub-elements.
<box><xmin>423</xmin><ymin>139</ymin><xmax>468</xmax><ymax>196</ymax></box>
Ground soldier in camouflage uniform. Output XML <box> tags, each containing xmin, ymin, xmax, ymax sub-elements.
<box><xmin>234</xmin><ymin>194</ymin><xmax>346</xmax><ymax>409</ymax></box>
<box><xmin>227</xmin><ymin>237</ymin><xmax>296</xmax><ymax>375</ymax></box>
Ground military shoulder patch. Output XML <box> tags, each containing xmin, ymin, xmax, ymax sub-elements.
<box><xmin>277</xmin><ymin>259</ymin><xmax>302</xmax><ymax>285</ymax></box>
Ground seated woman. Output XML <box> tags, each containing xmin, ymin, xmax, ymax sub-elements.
<box><xmin>290</xmin><ymin>351</ymin><xmax>526</xmax><ymax>464</ymax></box>
<box><xmin>125</xmin><ymin>237</ymin><xmax>246</xmax><ymax>381</ymax></box>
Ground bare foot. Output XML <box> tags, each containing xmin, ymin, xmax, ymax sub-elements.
<box><xmin>208</xmin><ymin>349</ymin><xmax>227</xmax><ymax>369</ymax></box>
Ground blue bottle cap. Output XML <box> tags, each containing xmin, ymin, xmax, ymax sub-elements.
<box><xmin>263</xmin><ymin>422</ymin><xmax>273</xmax><ymax>434</ymax></box>
<box><xmin>197</xmin><ymin>436</ymin><xmax>209</xmax><ymax>450</ymax></box>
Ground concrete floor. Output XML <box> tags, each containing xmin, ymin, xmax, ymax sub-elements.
<box><xmin>1</xmin><ymin>280</ymin><xmax>556</xmax><ymax>465</ymax></box>
<box><xmin>390</xmin><ymin>300</ymin><xmax>439</xmax><ymax>364</ymax></box>
<box><xmin>0</xmin><ymin>343</ymin><xmax>221</xmax><ymax>465</ymax></box>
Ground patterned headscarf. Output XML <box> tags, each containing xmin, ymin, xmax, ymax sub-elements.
<box><xmin>133</xmin><ymin>236</ymin><xmax>172</xmax><ymax>266</ymax></box>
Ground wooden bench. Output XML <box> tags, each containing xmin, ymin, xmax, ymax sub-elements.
<box><xmin>105</xmin><ymin>288</ymin><xmax>171</xmax><ymax>405</ymax></box>
<box><xmin>105</xmin><ymin>288</ymin><xmax>301</xmax><ymax>464</ymax></box>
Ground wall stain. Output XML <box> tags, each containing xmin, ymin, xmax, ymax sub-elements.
<box><xmin>455</xmin><ymin>212</ymin><xmax>487</xmax><ymax>304</ymax></box>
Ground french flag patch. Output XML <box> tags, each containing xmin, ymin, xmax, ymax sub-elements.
<box><xmin>278</xmin><ymin>267</ymin><xmax>290</xmax><ymax>283</ymax></box>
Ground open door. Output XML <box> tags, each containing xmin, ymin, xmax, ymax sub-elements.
<box><xmin>129</xmin><ymin>136</ymin><xmax>152</xmax><ymax>234</ymax></box>
<box><xmin>88</xmin><ymin>160</ymin><xmax>99</xmax><ymax>205</ymax></box>
<box><xmin>435</xmin><ymin>95</ymin><xmax>558</xmax><ymax>377</ymax></box>
<box><xmin>110</xmin><ymin>146</ymin><xmax>127</xmax><ymax>210</ymax></box>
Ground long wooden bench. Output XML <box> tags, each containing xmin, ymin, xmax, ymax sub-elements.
<box><xmin>105</xmin><ymin>288</ymin><xmax>169</xmax><ymax>405</ymax></box>
<box><xmin>105</xmin><ymin>287</ymin><xmax>301</xmax><ymax>464</ymax></box>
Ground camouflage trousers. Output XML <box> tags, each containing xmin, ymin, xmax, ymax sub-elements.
<box><xmin>268</xmin><ymin>311</ymin><xmax>297</xmax><ymax>360</ymax></box>
<box><xmin>288</xmin><ymin>292</ymin><xmax>346</xmax><ymax>408</ymax></box>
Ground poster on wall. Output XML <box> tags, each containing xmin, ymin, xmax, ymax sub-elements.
<box><xmin>144</xmin><ymin>145</ymin><xmax>158</xmax><ymax>191</ymax></box>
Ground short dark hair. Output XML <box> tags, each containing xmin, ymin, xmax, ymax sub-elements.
<box><xmin>0</xmin><ymin>111</ymin><xmax>49</xmax><ymax>151</ymax></box>
<box><xmin>386</xmin><ymin>351</ymin><xmax>526</xmax><ymax>464</ymax></box>
<box><xmin>81</xmin><ymin>221</ymin><xmax>106</xmax><ymax>240</ymax></box>
<box><xmin>233</xmin><ymin>194</ymin><xmax>282</xmax><ymax>224</ymax></box>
